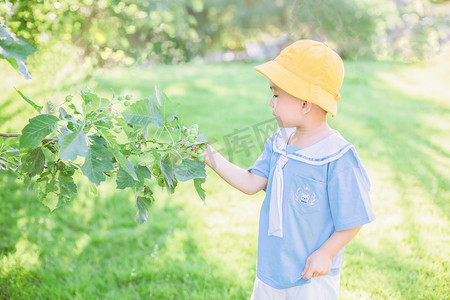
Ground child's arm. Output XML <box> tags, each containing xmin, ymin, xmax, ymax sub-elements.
<box><xmin>203</xmin><ymin>144</ymin><xmax>268</xmax><ymax>195</ymax></box>
<box><xmin>301</xmin><ymin>225</ymin><xmax>363</xmax><ymax>280</ymax></box>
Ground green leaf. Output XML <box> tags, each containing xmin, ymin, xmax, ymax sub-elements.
<box><xmin>196</xmin><ymin>133</ymin><xmax>207</xmax><ymax>143</ymax></box>
<box><xmin>184</xmin><ymin>133</ymin><xmax>208</xmax><ymax>147</ymax></box>
<box><xmin>68</xmin><ymin>103</ymin><xmax>82</xmax><ymax>115</ymax></box>
<box><xmin>36</xmin><ymin>161</ymin><xmax>78</xmax><ymax>211</ymax></box>
<box><xmin>93</xmin><ymin>117</ymin><xmax>113</xmax><ymax>130</ymax></box>
<box><xmin>1</xmin><ymin>137</ymin><xmax>19</xmax><ymax>156</ymax></box>
<box><xmin>42</xmin><ymin>193</ymin><xmax>59</xmax><ymax>212</ymax></box>
<box><xmin>36</xmin><ymin>164</ymin><xmax>59</xmax><ymax>211</ymax></box>
<box><xmin>166</xmin><ymin>177</ymin><xmax>177</xmax><ymax>195</ymax></box>
<box><xmin>0</xmin><ymin>25</ymin><xmax>37</xmax><ymax>79</ymax></box>
<box><xmin>155</xmin><ymin>85</ymin><xmax>162</xmax><ymax>107</ymax></box>
<box><xmin>194</xmin><ymin>177</ymin><xmax>206</xmax><ymax>202</ymax></box>
<box><xmin>136</xmin><ymin>165</ymin><xmax>151</xmax><ymax>185</ymax></box>
<box><xmin>116</xmin><ymin>164</ymin><xmax>151</xmax><ymax>189</ymax></box>
<box><xmin>160</xmin><ymin>154</ymin><xmax>176</xmax><ymax>188</ymax></box>
<box><xmin>115</xmin><ymin>117</ymin><xmax>141</xmax><ymax>139</ymax></box>
<box><xmin>19</xmin><ymin>114</ymin><xmax>59</xmax><ymax>149</ymax></box>
<box><xmin>15</xmin><ymin>88</ymin><xmax>43</xmax><ymax>113</ymax></box>
<box><xmin>116</xmin><ymin>167</ymin><xmax>135</xmax><ymax>189</ymax></box>
<box><xmin>57</xmin><ymin>125</ymin><xmax>88</xmax><ymax>161</ymax></box>
<box><xmin>150</xmin><ymin>147</ymin><xmax>161</xmax><ymax>162</ymax></box>
<box><xmin>174</xmin><ymin>159</ymin><xmax>206</xmax><ymax>182</ymax></box>
<box><xmin>157</xmin><ymin>91</ymin><xmax>181</xmax><ymax>125</ymax></box>
<box><xmin>166</xmin><ymin>113</ymin><xmax>178</xmax><ymax>124</ymax></box>
<box><xmin>58</xmin><ymin>168</ymin><xmax>78</xmax><ymax>199</ymax></box>
<box><xmin>42</xmin><ymin>146</ymin><xmax>57</xmax><ymax>163</ymax></box>
<box><xmin>58</xmin><ymin>107</ymin><xmax>76</xmax><ymax>122</ymax></box>
<box><xmin>20</xmin><ymin>147</ymin><xmax>45</xmax><ymax>177</ymax></box>
<box><xmin>5</xmin><ymin>56</ymin><xmax>18</xmax><ymax>69</ymax></box>
<box><xmin>66</xmin><ymin>120</ymin><xmax>80</xmax><ymax>132</ymax></box>
<box><xmin>79</xmin><ymin>90</ymin><xmax>108</xmax><ymax>115</ymax></box>
<box><xmin>81</xmin><ymin>135</ymin><xmax>114</xmax><ymax>186</ymax></box>
<box><xmin>135</xmin><ymin>185</ymin><xmax>155</xmax><ymax>225</ymax></box>
<box><xmin>90</xmin><ymin>182</ymin><xmax>98</xmax><ymax>194</ymax></box>
<box><xmin>165</xmin><ymin>113</ymin><xmax>181</xmax><ymax>130</ymax></box>
<box><xmin>96</xmin><ymin>127</ymin><xmax>138</xmax><ymax>181</ymax></box>
<box><xmin>122</xmin><ymin>97</ymin><xmax>163</xmax><ymax>128</ymax></box>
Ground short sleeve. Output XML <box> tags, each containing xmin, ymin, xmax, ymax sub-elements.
<box><xmin>247</xmin><ymin>135</ymin><xmax>274</xmax><ymax>180</ymax></box>
<box><xmin>327</xmin><ymin>160</ymin><xmax>376</xmax><ymax>231</ymax></box>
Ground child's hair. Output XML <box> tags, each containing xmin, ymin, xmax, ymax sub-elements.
<box><xmin>254</xmin><ymin>40</ymin><xmax>344</xmax><ymax>118</ymax></box>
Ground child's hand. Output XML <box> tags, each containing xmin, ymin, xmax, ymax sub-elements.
<box><xmin>202</xmin><ymin>143</ymin><xmax>217</xmax><ymax>168</ymax></box>
<box><xmin>301</xmin><ymin>249</ymin><xmax>332</xmax><ymax>280</ymax></box>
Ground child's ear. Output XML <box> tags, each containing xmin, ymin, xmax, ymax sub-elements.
<box><xmin>299</xmin><ymin>100</ymin><xmax>312</xmax><ymax>114</ymax></box>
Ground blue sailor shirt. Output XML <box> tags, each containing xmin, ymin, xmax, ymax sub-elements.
<box><xmin>248</xmin><ymin>127</ymin><xmax>376</xmax><ymax>289</ymax></box>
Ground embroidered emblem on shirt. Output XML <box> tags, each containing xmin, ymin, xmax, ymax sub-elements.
<box><xmin>295</xmin><ymin>185</ymin><xmax>317</xmax><ymax>206</ymax></box>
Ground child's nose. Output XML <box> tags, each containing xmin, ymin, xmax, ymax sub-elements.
<box><xmin>269</xmin><ymin>98</ymin><xmax>274</xmax><ymax>108</ymax></box>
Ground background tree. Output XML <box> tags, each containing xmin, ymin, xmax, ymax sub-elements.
<box><xmin>1</xmin><ymin>0</ymin><xmax>448</xmax><ymax>66</ymax></box>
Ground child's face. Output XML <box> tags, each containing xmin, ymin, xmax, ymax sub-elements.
<box><xmin>269</xmin><ymin>81</ymin><xmax>302</xmax><ymax>128</ymax></box>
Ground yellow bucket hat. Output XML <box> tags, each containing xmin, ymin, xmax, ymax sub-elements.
<box><xmin>254</xmin><ymin>40</ymin><xmax>344</xmax><ymax>117</ymax></box>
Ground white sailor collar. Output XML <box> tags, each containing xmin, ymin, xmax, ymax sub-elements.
<box><xmin>272</xmin><ymin>127</ymin><xmax>353</xmax><ymax>165</ymax></box>
<box><xmin>267</xmin><ymin>127</ymin><xmax>366</xmax><ymax>238</ymax></box>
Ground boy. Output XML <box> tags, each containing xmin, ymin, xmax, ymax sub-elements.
<box><xmin>203</xmin><ymin>40</ymin><xmax>375</xmax><ymax>299</ymax></box>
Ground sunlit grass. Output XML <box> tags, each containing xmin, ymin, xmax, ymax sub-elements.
<box><xmin>1</xmin><ymin>57</ymin><xmax>449</xmax><ymax>299</ymax></box>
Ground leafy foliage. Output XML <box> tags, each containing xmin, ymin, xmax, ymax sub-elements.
<box><xmin>81</xmin><ymin>135</ymin><xmax>114</xmax><ymax>186</ymax></box>
<box><xmin>1</xmin><ymin>0</ymin><xmax>447</xmax><ymax>65</ymax></box>
<box><xmin>0</xmin><ymin>87</ymin><xmax>208</xmax><ymax>224</ymax></box>
<box><xmin>14</xmin><ymin>88</ymin><xmax>43</xmax><ymax>112</ymax></box>
<box><xmin>19</xmin><ymin>114</ymin><xmax>59</xmax><ymax>149</ymax></box>
<box><xmin>291</xmin><ymin>0</ymin><xmax>378</xmax><ymax>59</ymax></box>
<box><xmin>0</xmin><ymin>25</ymin><xmax>36</xmax><ymax>79</ymax></box>
<box><xmin>122</xmin><ymin>98</ymin><xmax>163</xmax><ymax>128</ymax></box>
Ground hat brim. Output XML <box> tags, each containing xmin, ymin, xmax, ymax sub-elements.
<box><xmin>254</xmin><ymin>60</ymin><xmax>338</xmax><ymax>117</ymax></box>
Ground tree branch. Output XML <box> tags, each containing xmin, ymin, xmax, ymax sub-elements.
<box><xmin>0</xmin><ymin>133</ymin><xmax>20</xmax><ymax>137</ymax></box>
<box><xmin>0</xmin><ymin>132</ymin><xmax>58</xmax><ymax>142</ymax></box>
<box><xmin>0</xmin><ymin>156</ymin><xmax>20</xmax><ymax>167</ymax></box>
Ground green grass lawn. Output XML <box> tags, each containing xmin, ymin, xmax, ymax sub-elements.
<box><xmin>0</xmin><ymin>57</ymin><xmax>449</xmax><ymax>299</ymax></box>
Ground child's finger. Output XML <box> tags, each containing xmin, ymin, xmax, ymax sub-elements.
<box><xmin>301</xmin><ymin>258</ymin><xmax>310</xmax><ymax>276</ymax></box>
<box><xmin>203</xmin><ymin>144</ymin><xmax>213</xmax><ymax>165</ymax></box>
<box><xmin>302</xmin><ymin>267</ymin><xmax>314</xmax><ymax>280</ymax></box>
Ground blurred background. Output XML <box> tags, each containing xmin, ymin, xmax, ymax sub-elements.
<box><xmin>1</xmin><ymin>0</ymin><xmax>449</xmax><ymax>299</ymax></box>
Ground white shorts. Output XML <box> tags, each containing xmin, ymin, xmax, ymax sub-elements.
<box><xmin>250</xmin><ymin>273</ymin><xmax>340</xmax><ymax>300</ymax></box>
